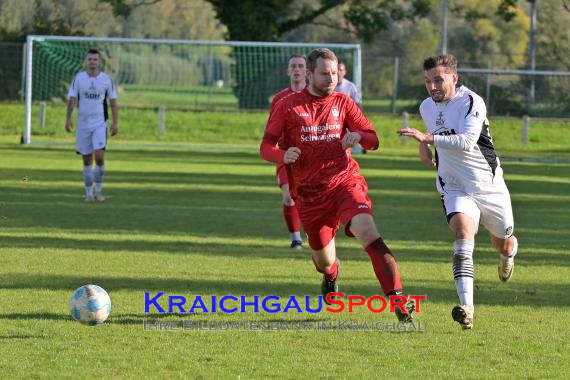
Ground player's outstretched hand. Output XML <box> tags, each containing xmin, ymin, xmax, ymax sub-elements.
<box><xmin>342</xmin><ymin>131</ymin><xmax>361</xmax><ymax>149</ymax></box>
<box><xmin>398</xmin><ymin>127</ymin><xmax>432</xmax><ymax>144</ymax></box>
<box><xmin>65</xmin><ymin>120</ymin><xmax>73</xmax><ymax>133</ymax></box>
<box><xmin>110</xmin><ymin>123</ymin><xmax>118</xmax><ymax>136</ymax></box>
<box><xmin>284</xmin><ymin>147</ymin><xmax>301</xmax><ymax>164</ymax></box>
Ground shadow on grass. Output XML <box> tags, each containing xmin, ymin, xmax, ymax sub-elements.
<box><xmin>0</xmin><ymin>334</ymin><xmax>49</xmax><ymax>340</ymax></box>
<box><xmin>1</xmin><ymin>233</ymin><xmax>568</xmax><ymax>269</ymax></box>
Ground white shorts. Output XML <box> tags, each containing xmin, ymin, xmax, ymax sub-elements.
<box><xmin>441</xmin><ymin>182</ymin><xmax>514</xmax><ymax>239</ymax></box>
<box><xmin>76</xmin><ymin>124</ymin><xmax>107</xmax><ymax>155</ymax></box>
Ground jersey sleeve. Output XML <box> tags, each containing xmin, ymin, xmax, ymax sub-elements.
<box><xmin>260</xmin><ymin>101</ymin><xmax>287</xmax><ymax>164</ymax></box>
<box><xmin>107</xmin><ymin>75</ymin><xmax>118</xmax><ymax>100</ymax></box>
<box><xmin>433</xmin><ymin>95</ymin><xmax>485</xmax><ymax>151</ymax></box>
<box><xmin>350</xmin><ymin>83</ymin><xmax>361</xmax><ymax>105</ymax></box>
<box><xmin>67</xmin><ymin>74</ymin><xmax>79</xmax><ymax>98</ymax></box>
<box><xmin>344</xmin><ymin>98</ymin><xmax>378</xmax><ymax>150</ymax></box>
<box><xmin>269</xmin><ymin>94</ymin><xmax>280</xmax><ymax>110</ymax></box>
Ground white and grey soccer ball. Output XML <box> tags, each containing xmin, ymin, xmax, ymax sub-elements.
<box><xmin>69</xmin><ymin>284</ymin><xmax>112</xmax><ymax>325</ymax></box>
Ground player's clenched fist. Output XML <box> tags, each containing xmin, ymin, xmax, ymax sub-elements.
<box><xmin>284</xmin><ymin>147</ymin><xmax>301</xmax><ymax>164</ymax></box>
<box><xmin>341</xmin><ymin>131</ymin><xmax>361</xmax><ymax>149</ymax></box>
<box><xmin>65</xmin><ymin>120</ymin><xmax>73</xmax><ymax>133</ymax></box>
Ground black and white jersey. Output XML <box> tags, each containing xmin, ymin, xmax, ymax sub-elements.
<box><xmin>68</xmin><ymin>71</ymin><xmax>117</xmax><ymax>127</ymax></box>
<box><xmin>420</xmin><ymin>86</ymin><xmax>502</xmax><ymax>193</ymax></box>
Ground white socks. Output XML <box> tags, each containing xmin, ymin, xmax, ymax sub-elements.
<box><xmin>453</xmin><ymin>239</ymin><xmax>475</xmax><ymax>309</ymax></box>
<box><xmin>83</xmin><ymin>165</ymin><xmax>94</xmax><ymax>197</ymax></box>
<box><xmin>94</xmin><ymin>165</ymin><xmax>105</xmax><ymax>193</ymax></box>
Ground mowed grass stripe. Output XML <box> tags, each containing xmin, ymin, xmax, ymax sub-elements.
<box><xmin>0</xmin><ymin>142</ymin><xmax>569</xmax><ymax>378</ymax></box>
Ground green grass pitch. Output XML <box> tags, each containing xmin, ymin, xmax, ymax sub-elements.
<box><xmin>0</xmin><ymin>111</ymin><xmax>569</xmax><ymax>378</ymax></box>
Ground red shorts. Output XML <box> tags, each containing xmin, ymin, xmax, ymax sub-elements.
<box><xmin>296</xmin><ymin>176</ymin><xmax>373</xmax><ymax>251</ymax></box>
<box><xmin>276</xmin><ymin>164</ymin><xmax>288</xmax><ymax>186</ymax></box>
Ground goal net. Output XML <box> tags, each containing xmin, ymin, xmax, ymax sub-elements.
<box><xmin>23</xmin><ymin>36</ymin><xmax>361</xmax><ymax>144</ymax></box>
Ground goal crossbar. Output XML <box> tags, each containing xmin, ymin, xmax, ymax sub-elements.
<box><xmin>23</xmin><ymin>35</ymin><xmax>361</xmax><ymax>144</ymax></box>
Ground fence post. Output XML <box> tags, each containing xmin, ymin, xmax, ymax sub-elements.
<box><xmin>401</xmin><ymin>111</ymin><xmax>409</xmax><ymax>145</ymax></box>
<box><xmin>522</xmin><ymin>115</ymin><xmax>530</xmax><ymax>146</ymax></box>
<box><xmin>39</xmin><ymin>101</ymin><xmax>46</xmax><ymax>129</ymax></box>
<box><xmin>391</xmin><ymin>57</ymin><xmax>399</xmax><ymax>114</ymax></box>
<box><xmin>485</xmin><ymin>60</ymin><xmax>491</xmax><ymax>110</ymax></box>
<box><xmin>158</xmin><ymin>106</ymin><xmax>166</xmax><ymax>135</ymax></box>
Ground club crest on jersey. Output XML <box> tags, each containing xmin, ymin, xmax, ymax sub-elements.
<box><xmin>89</xmin><ymin>81</ymin><xmax>96</xmax><ymax>90</ymax></box>
<box><xmin>436</xmin><ymin>111</ymin><xmax>445</xmax><ymax>127</ymax></box>
<box><xmin>332</xmin><ymin>107</ymin><xmax>340</xmax><ymax>120</ymax></box>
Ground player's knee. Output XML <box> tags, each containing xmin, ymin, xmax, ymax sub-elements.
<box><xmin>350</xmin><ymin>215</ymin><xmax>380</xmax><ymax>245</ymax></box>
<box><xmin>94</xmin><ymin>156</ymin><xmax>104</xmax><ymax>166</ymax></box>
<box><xmin>453</xmin><ymin>228</ymin><xmax>473</xmax><ymax>240</ymax></box>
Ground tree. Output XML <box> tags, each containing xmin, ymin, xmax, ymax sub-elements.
<box><xmin>205</xmin><ymin>0</ymin><xmax>431</xmax><ymax>108</ymax></box>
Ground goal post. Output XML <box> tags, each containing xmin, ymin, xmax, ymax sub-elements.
<box><xmin>23</xmin><ymin>35</ymin><xmax>361</xmax><ymax>144</ymax></box>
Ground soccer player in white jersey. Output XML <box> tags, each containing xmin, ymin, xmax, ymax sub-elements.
<box><xmin>65</xmin><ymin>49</ymin><xmax>118</xmax><ymax>202</ymax></box>
<box><xmin>335</xmin><ymin>61</ymin><xmax>361</xmax><ymax>106</ymax></box>
<box><xmin>398</xmin><ymin>54</ymin><xmax>518</xmax><ymax>330</ymax></box>
<box><xmin>336</xmin><ymin>61</ymin><xmax>365</xmax><ymax>154</ymax></box>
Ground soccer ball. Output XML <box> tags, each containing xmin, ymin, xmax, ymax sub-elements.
<box><xmin>69</xmin><ymin>284</ymin><xmax>112</xmax><ymax>325</ymax></box>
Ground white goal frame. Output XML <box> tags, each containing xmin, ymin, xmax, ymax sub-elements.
<box><xmin>23</xmin><ymin>35</ymin><xmax>361</xmax><ymax>144</ymax></box>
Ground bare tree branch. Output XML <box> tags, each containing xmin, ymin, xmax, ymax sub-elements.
<box><xmin>131</xmin><ymin>0</ymin><xmax>162</xmax><ymax>7</ymax></box>
<box><xmin>277</xmin><ymin>0</ymin><xmax>347</xmax><ymax>35</ymax></box>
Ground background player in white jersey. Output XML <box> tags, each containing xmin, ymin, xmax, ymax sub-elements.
<box><xmin>335</xmin><ymin>61</ymin><xmax>361</xmax><ymax>107</ymax></box>
<box><xmin>65</xmin><ymin>49</ymin><xmax>118</xmax><ymax>202</ymax></box>
<box><xmin>398</xmin><ymin>54</ymin><xmax>518</xmax><ymax>330</ymax></box>
<box><xmin>336</xmin><ymin>61</ymin><xmax>365</xmax><ymax>154</ymax></box>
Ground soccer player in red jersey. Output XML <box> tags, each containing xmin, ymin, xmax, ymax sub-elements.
<box><xmin>260</xmin><ymin>48</ymin><xmax>415</xmax><ymax>322</ymax></box>
<box><xmin>269</xmin><ymin>55</ymin><xmax>307</xmax><ymax>249</ymax></box>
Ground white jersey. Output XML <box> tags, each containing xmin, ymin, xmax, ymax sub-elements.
<box><xmin>336</xmin><ymin>79</ymin><xmax>361</xmax><ymax>105</ymax></box>
<box><xmin>68</xmin><ymin>71</ymin><xmax>117</xmax><ymax>127</ymax></box>
<box><xmin>420</xmin><ymin>86</ymin><xmax>503</xmax><ymax>193</ymax></box>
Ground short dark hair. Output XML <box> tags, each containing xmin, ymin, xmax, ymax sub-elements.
<box><xmin>289</xmin><ymin>54</ymin><xmax>306</xmax><ymax>62</ymax></box>
<box><xmin>423</xmin><ymin>54</ymin><xmax>457</xmax><ymax>74</ymax></box>
<box><xmin>86</xmin><ymin>49</ymin><xmax>100</xmax><ymax>57</ymax></box>
<box><xmin>307</xmin><ymin>48</ymin><xmax>337</xmax><ymax>72</ymax></box>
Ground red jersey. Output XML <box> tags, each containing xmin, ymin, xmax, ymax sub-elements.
<box><xmin>270</xmin><ymin>87</ymin><xmax>301</xmax><ymax>150</ymax></box>
<box><xmin>260</xmin><ymin>88</ymin><xmax>379</xmax><ymax>202</ymax></box>
<box><xmin>270</xmin><ymin>87</ymin><xmax>296</xmax><ymax>110</ymax></box>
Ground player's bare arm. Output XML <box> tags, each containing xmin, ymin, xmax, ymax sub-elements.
<box><xmin>419</xmin><ymin>142</ymin><xmax>436</xmax><ymax>168</ymax></box>
<box><xmin>65</xmin><ymin>97</ymin><xmax>76</xmax><ymax>132</ymax></box>
<box><xmin>110</xmin><ymin>99</ymin><xmax>119</xmax><ymax>136</ymax></box>
<box><xmin>283</xmin><ymin>147</ymin><xmax>301</xmax><ymax>164</ymax></box>
<box><xmin>341</xmin><ymin>131</ymin><xmax>361</xmax><ymax>150</ymax></box>
<box><xmin>397</xmin><ymin>127</ymin><xmax>434</xmax><ymax>145</ymax></box>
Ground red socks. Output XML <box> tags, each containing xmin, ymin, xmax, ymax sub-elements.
<box><xmin>365</xmin><ymin>238</ymin><xmax>402</xmax><ymax>295</ymax></box>
<box><xmin>283</xmin><ymin>205</ymin><xmax>300</xmax><ymax>233</ymax></box>
<box><xmin>312</xmin><ymin>256</ymin><xmax>338</xmax><ymax>281</ymax></box>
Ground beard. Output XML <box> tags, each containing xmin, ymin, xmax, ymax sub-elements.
<box><xmin>310</xmin><ymin>83</ymin><xmax>335</xmax><ymax>97</ymax></box>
